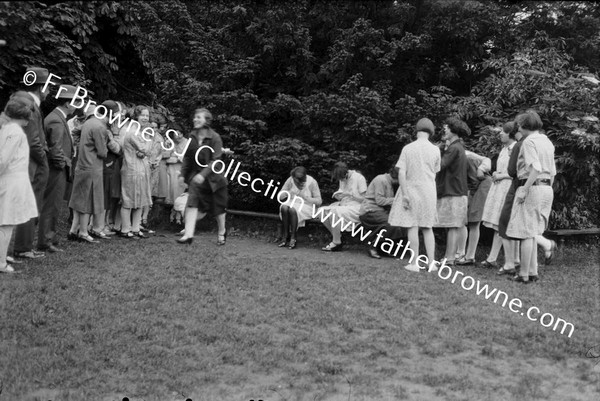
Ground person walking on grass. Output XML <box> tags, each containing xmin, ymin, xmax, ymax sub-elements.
<box><xmin>176</xmin><ymin>108</ymin><xmax>228</xmax><ymax>246</ymax></box>
<box><xmin>388</xmin><ymin>118</ymin><xmax>440</xmax><ymax>271</ymax></box>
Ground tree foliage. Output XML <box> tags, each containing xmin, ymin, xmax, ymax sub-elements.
<box><xmin>1</xmin><ymin>0</ymin><xmax>598</xmax><ymax>227</ymax></box>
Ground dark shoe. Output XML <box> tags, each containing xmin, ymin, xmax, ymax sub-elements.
<box><xmin>529</xmin><ymin>275</ymin><xmax>539</xmax><ymax>282</ymax></box>
<box><xmin>90</xmin><ymin>229</ymin><xmax>111</xmax><ymax>240</ymax></box>
<box><xmin>288</xmin><ymin>239</ymin><xmax>297</xmax><ymax>249</ymax></box>
<box><xmin>67</xmin><ymin>232</ymin><xmax>79</xmax><ymax>241</ymax></box>
<box><xmin>479</xmin><ymin>260</ymin><xmax>498</xmax><ymax>268</ymax></box>
<box><xmin>368</xmin><ymin>248</ymin><xmax>381</xmax><ymax>259</ymax></box>
<box><xmin>118</xmin><ymin>231</ymin><xmax>136</xmax><ymax>239</ymax></box>
<box><xmin>176</xmin><ymin>237</ymin><xmax>193</xmax><ymax>245</ymax></box>
<box><xmin>456</xmin><ymin>257</ymin><xmax>475</xmax><ymax>265</ymax></box>
<box><xmin>497</xmin><ymin>267</ymin><xmax>517</xmax><ymax>276</ymax></box>
<box><xmin>278</xmin><ymin>237</ymin><xmax>290</xmax><ymax>247</ymax></box>
<box><xmin>322</xmin><ymin>242</ymin><xmax>343</xmax><ymax>252</ymax></box>
<box><xmin>15</xmin><ymin>251</ymin><xmax>45</xmax><ymax>259</ymax></box>
<box><xmin>133</xmin><ymin>231</ymin><xmax>147</xmax><ymax>239</ymax></box>
<box><xmin>217</xmin><ymin>230</ymin><xmax>227</xmax><ymax>246</ymax></box>
<box><xmin>544</xmin><ymin>240</ymin><xmax>557</xmax><ymax>265</ymax></box>
<box><xmin>509</xmin><ymin>275</ymin><xmax>531</xmax><ymax>284</ymax></box>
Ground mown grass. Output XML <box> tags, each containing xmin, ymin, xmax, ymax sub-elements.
<box><xmin>0</xmin><ymin>211</ymin><xmax>599</xmax><ymax>401</ymax></box>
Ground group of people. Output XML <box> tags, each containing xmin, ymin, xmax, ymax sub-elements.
<box><xmin>0</xmin><ymin>67</ymin><xmax>228</xmax><ymax>274</ymax></box>
<box><xmin>275</xmin><ymin>114</ymin><xmax>557</xmax><ymax>284</ymax></box>
<box><xmin>0</xmin><ymin>67</ymin><xmax>558</xmax><ymax>284</ymax></box>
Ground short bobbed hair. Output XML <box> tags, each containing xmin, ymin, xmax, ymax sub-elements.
<box><xmin>194</xmin><ymin>108</ymin><xmax>213</xmax><ymax>127</ymax></box>
<box><xmin>331</xmin><ymin>161</ymin><xmax>349</xmax><ymax>182</ymax></box>
<box><xmin>133</xmin><ymin>105</ymin><xmax>150</xmax><ymax>121</ymax></box>
<box><xmin>444</xmin><ymin>117</ymin><xmax>471</xmax><ymax>138</ymax></box>
<box><xmin>502</xmin><ymin>121</ymin><xmax>518</xmax><ymax>139</ymax></box>
<box><xmin>4</xmin><ymin>98</ymin><xmax>32</xmax><ymax>120</ymax></box>
<box><xmin>515</xmin><ymin>110</ymin><xmax>543</xmax><ymax>131</ymax></box>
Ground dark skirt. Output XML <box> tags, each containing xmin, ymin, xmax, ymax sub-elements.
<box><xmin>467</xmin><ymin>177</ymin><xmax>493</xmax><ymax>223</ymax></box>
<box><xmin>68</xmin><ymin>169</ymin><xmax>104</xmax><ymax>214</ymax></box>
<box><xmin>498</xmin><ymin>179</ymin><xmax>518</xmax><ymax>240</ymax></box>
<box><xmin>187</xmin><ymin>181</ymin><xmax>228</xmax><ymax>215</ymax></box>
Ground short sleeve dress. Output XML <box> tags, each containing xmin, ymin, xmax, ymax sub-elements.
<box><xmin>388</xmin><ymin>137</ymin><xmax>441</xmax><ymax>228</ymax></box>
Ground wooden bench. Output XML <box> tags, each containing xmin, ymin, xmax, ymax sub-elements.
<box><xmin>544</xmin><ymin>228</ymin><xmax>600</xmax><ymax>247</ymax></box>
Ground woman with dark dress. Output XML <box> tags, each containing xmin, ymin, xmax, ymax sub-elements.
<box><xmin>177</xmin><ymin>108</ymin><xmax>228</xmax><ymax>245</ymax></box>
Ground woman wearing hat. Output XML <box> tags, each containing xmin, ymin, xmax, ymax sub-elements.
<box><xmin>37</xmin><ymin>85</ymin><xmax>78</xmax><ymax>251</ymax></box>
<box><xmin>389</xmin><ymin>118</ymin><xmax>441</xmax><ymax>272</ymax></box>
<box><xmin>0</xmin><ymin>98</ymin><xmax>39</xmax><ymax>272</ymax></box>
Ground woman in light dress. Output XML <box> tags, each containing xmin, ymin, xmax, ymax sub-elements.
<box><xmin>0</xmin><ymin>98</ymin><xmax>38</xmax><ymax>273</ymax></box>
<box><xmin>165</xmin><ymin>128</ymin><xmax>188</xmax><ymax>224</ymax></box>
<box><xmin>388</xmin><ymin>118</ymin><xmax>441</xmax><ymax>272</ymax></box>
<box><xmin>320</xmin><ymin>162</ymin><xmax>367</xmax><ymax>252</ymax></box>
<box><xmin>119</xmin><ymin>105</ymin><xmax>153</xmax><ymax>238</ymax></box>
<box><xmin>277</xmin><ymin>166</ymin><xmax>322</xmax><ymax>249</ymax></box>
<box><xmin>480</xmin><ymin>121</ymin><xmax>517</xmax><ymax>268</ymax></box>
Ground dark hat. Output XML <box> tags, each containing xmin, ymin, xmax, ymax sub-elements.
<box><xmin>56</xmin><ymin>85</ymin><xmax>78</xmax><ymax>100</ymax></box>
<box><xmin>24</xmin><ymin>67</ymin><xmax>49</xmax><ymax>85</ymax></box>
<box><xmin>416</xmin><ymin>118</ymin><xmax>435</xmax><ymax>135</ymax></box>
<box><xmin>101</xmin><ymin>100</ymin><xmax>121</xmax><ymax>114</ymax></box>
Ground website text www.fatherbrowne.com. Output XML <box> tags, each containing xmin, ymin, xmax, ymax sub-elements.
<box><xmin>189</xmin><ymin>146</ymin><xmax>575</xmax><ymax>340</ymax></box>
<box><xmin>28</xmin><ymin>71</ymin><xmax>574</xmax><ymax>339</ymax></box>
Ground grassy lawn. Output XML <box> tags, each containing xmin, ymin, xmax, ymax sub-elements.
<box><xmin>1</xmin><ymin>211</ymin><xmax>599</xmax><ymax>401</ymax></box>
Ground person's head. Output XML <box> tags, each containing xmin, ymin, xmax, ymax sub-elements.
<box><xmin>155</xmin><ymin>114</ymin><xmax>168</xmax><ymax>133</ymax></box>
<box><xmin>389</xmin><ymin>164</ymin><xmax>399</xmax><ymax>184</ymax></box>
<box><xmin>133</xmin><ymin>105</ymin><xmax>150</xmax><ymax>124</ymax></box>
<box><xmin>291</xmin><ymin>166</ymin><xmax>307</xmax><ymax>187</ymax></box>
<box><xmin>3</xmin><ymin>97</ymin><xmax>32</xmax><ymax>127</ymax></box>
<box><xmin>55</xmin><ymin>85</ymin><xmax>79</xmax><ymax>115</ymax></box>
<box><xmin>442</xmin><ymin>117</ymin><xmax>470</xmax><ymax>141</ymax></box>
<box><xmin>193</xmin><ymin>108</ymin><xmax>212</xmax><ymax>129</ymax></box>
<box><xmin>101</xmin><ymin>100</ymin><xmax>122</xmax><ymax>125</ymax></box>
<box><xmin>23</xmin><ymin>67</ymin><xmax>50</xmax><ymax>101</ymax></box>
<box><xmin>515</xmin><ymin>110</ymin><xmax>543</xmax><ymax>136</ymax></box>
<box><xmin>415</xmin><ymin>118</ymin><xmax>435</xmax><ymax>137</ymax></box>
<box><xmin>331</xmin><ymin>161</ymin><xmax>349</xmax><ymax>182</ymax></box>
<box><xmin>501</xmin><ymin>121</ymin><xmax>517</xmax><ymax>143</ymax></box>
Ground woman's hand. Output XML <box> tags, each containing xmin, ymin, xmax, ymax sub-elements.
<box><xmin>515</xmin><ymin>186</ymin><xmax>529</xmax><ymax>204</ymax></box>
<box><xmin>191</xmin><ymin>173</ymin><xmax>205</xmax><ymax>186</ymax></box>
<box><xmin>402</xmin><ymin>195</ymin><xmax>411</xmax><ymax>210</ymax></box>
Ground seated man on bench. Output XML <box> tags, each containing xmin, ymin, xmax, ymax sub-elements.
<box><xmin>359</xmin><ymin>166</ymin><xmax>405</xmax><ymax>259</ymax></box>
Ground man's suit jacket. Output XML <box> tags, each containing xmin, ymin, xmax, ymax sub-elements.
<box><xmin>44</xmin><ymin>108</ymin><xmax>73</xmax><ymax>170</ymax></box>
<box><xmin>11</xmin><ymin>91</ymin><xmax>48</xmax><ymax>179</ymax></box>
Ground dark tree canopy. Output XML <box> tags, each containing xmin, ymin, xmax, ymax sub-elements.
<box><xmin>1</xmin><ymin>0</ymin><xmax>598</xmax><ymax>227</ymax></box>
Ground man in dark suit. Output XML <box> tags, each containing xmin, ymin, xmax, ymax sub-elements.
<box><xmin>37</xmin><ymin>85</ymin><xmax>78</xmax><ymax>253</ymax></box>
<box><xmin>12</xmin><ymin>67</ymin><xmax>50</xmax><ymax>259</ymax></box>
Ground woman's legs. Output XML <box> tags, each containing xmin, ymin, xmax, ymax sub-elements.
<box><xmin>182</xmin><ymin>207</ymin><xmax>199</xmax><ymax>239</ymax></box>
<box><xmin>406</xmin><ymin>226</ymin><xmax>420</xmax><ymax>266</ymax></box>
<box><xmin>486</xmin><ymin>232</ymin><xmax>503</xmax><ymax>263</ymax></box>
<box><xmin>216</xmin><ymin>213</ymin><xmax>226</xmax><ymax>236</ymax></box>
<box><xmin>69</xmin><ymin>211</ymin><xmax>80</xmax><ymax>234</ymax></box>
<box><xmin>280</xmin><ymin>205</ymin><xmax>291</xmax><ymax>240</ymax></box>
<box><xmin>0</xmin><ymin>225</ymin><xmax>15</xmax><ymax>270</ymax></box>
<box><xmin>141</xmin><ymin>205</ymin><xmax>150</xmax><ymax>224</ymax></box>
<box><xmin>323</xmin><ymin>214</ymin><xmax>342</xmax><ymax>244</ymax></box>
<box><xmin>131</xmin><ymin>208</ymin><xmax>143</xmax><ymax>233</ymax></box>
<box><xmin>78</xmin><ymin>213</ymin><xmax>91</xmax><ymax>236</ymax></box>
<box><xmin>422</xmin><ymin>227</ymin><xmax>436</xmax><ymax>265</ymax></box>
<box><xmin>120</xmin><ymin>207</ymin><xmax>132</xmax><ymax>233</ymax></box>
<box><xmin>465</xmin><ymin>222</ymin><xmax>481</xmax><ymax>260</ymax></box>
<box><xmin>444</xmin><ymin>227</ymin><xmax>459</xmax><ymax>262</ymax></box>
<box><xmin>518</xmin><ymin>237</ymin><xmax>535</xmax><ymax>280</ymax></box>
<box><xmin>289</xmin><ymin>209</ymin><xmax>299</xmax><ymax>240</ymax></box>
<box><xmin>456</xmin><ymin>225</ymin><xmax>468</xmax><ymax>258</ymax></box>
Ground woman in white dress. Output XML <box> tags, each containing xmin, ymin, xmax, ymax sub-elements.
<box><xmin>319</xmin><ymin>162</ymin><xmax>367</xmax><ymax>252</ymax></box>
<box><xmin>388</xmin><ymin>118</ymin><xmax>441</xmax><ymax>272</ymax></box>
<box><xmin>0</xmin><ymin>98</ymin><xmax>38</xmax><ymax>273</ymax></box>
<box><xmin>277</xmin><ymin>166</ymin><xmax>322</xmax><ymax>249</ymax></box>
<box><xmin>480</xmin><ymin>121</ymin><xmax>517</xmax><ymax>267</ymax></box>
